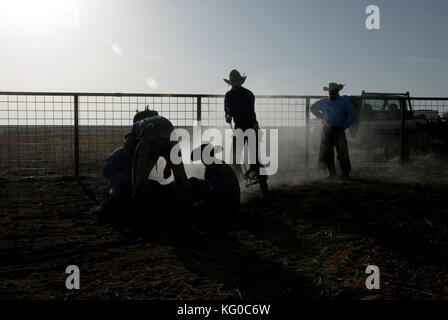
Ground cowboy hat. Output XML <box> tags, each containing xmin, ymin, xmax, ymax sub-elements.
<box><xmin>224</xmin><ymin>69</ymin><xmax>246</xmax><ymax>86</ymax></box>
<box><xmin>323</xmin><ymin>82</ymin><xmax>344</xmax><ymax>91</ymax></box>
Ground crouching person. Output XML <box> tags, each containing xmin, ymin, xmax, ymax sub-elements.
<box><xmin>96</xmin><ymin>146</ymin><xmax>133</xmax><ymax>223</ymax></box>
<box><xmin>124</xmin><ymin>108</ymin><xmax>191</xmax><ymax>205</ymax></box>
<box><xmin>103</xmin><ymin>146</ymin><xmax>132</xmax><ymax>201</ymax></box>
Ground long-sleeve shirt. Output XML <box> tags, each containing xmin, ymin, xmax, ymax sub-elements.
<box><xmin>224</xmin><ymin>87</ymin><xmax>258</xmax><ymax>130</ymax></box>
<box><xmin>310</xmin><ymin>96</ymin><xmax>357</xmax><ymax>128</ymax></box>
<box><xmin>102</xmin><ymin>147</ymin><xmax>132</xmax><ymax>183</ymax></box>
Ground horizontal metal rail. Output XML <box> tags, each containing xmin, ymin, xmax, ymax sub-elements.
<box><xmin>0</xmin><ymin>91</ymin><xmax>327</xmax><ymax>99</ymax></box>
<box><xmin>1</xmin><ymin>91</ymin><xmax>445</xmax><ymax>100</ymax></box>
<box><xmin>410</xmin><ymin>97</ymin><xmax>448</xmax><ymax>101</ymax></box>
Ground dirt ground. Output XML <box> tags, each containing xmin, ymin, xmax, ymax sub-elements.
<box><xmin>1</xmin><ymin>167</ymin><xmax>448</xmax><ymax>300</ymax></box>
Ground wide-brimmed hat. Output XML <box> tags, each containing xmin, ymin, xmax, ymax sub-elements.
<box><xmin>323</xmin><ymin>82</ymin><xmax>344</xmax><ymax>91</ymax></box>
<box><xmin>224</xmin><ymin>69</ymin><xmax>246</xmax><ymax>86</ymax></box>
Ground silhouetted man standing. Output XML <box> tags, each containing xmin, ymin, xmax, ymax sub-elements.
<box><xmin>224</xmin><ymin>69</ymin><xmax>268</xmax><ymax>194</ymax></box>
<box><xmin>310</xmin><ymin>82</ymin><xmax>356</xmax><ymax>179</ymax></box>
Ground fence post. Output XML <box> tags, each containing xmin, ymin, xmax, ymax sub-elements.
<box><xmin>196</xmin><ymin>96</ymin><xmax>202</xmax><ymax>123</ymax></box>
<box><xmin>74</xmin><ymin>95</ymin><xmax>79</xmax><ymax>177</ymax></box>
<box><xmin>400</xmin><ymin>96</ymin><xmax>408</xmax><ymax>165</ymax></box>
<box><xmin>305</xmin><ymin>97</ymin><xmax>310</xmax><ymax>169</ymax></box>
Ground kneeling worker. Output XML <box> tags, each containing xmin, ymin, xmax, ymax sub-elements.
<box><xmin>124</xmin><ymin>108</ymin><xmax>191</xmax><ymax>203</ymax></box>
<box><xmin>103</xmin><ymin>107</ymin><xmax>190</xmax><ymax>204</ymax></box>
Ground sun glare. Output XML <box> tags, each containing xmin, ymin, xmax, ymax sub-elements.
<box><xmin>0</xmin><ymin>0</ymin><xmax>79</xmax><ymax>32</ymax></box>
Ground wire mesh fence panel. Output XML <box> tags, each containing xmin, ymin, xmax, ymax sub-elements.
<box><xmin>258</xmin><ymin>97</ymin><xmax>308</xmax><ymax>172</ymax></box>
<box><xmin>409</xmin><ymin>98</ymin><xmax>448</xmax><ymax>160</ymax></box>
<box><xmin>1</xmin><ymin>92</ymin><xmax>446</xmax><ymax>178</ymax></box>
<box><xmin>411</xmin><ymin>98</ymin><xmax>448</xmax><ymax>118</ymax></box>
<box><xmin>0</xmin><ymin>95</ymin><xmax>74</xmax><ymax>176</ymax></box>
<box><xmin>77</xmin><ymin>95</ymin><xmax>198</xmax><ymax>176</ymax></box>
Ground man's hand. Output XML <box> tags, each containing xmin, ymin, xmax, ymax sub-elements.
<box><xmin>225</xmin><ymin>115</ymin><xmax>232</xmax><ymax>124</ymax></box>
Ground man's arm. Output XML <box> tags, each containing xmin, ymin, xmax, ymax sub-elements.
<box><xmin>224</xmin><ymin>94</ymin><xmax>232</xmax><ymax>123</ymax></box>
<box><xmin>344</xmin><ymin>98</ymin><xmax>357</xmax><ymax>128</ymax></box>
<box><xmin>123</xmin><ymin>123</ymin><xmax>139</xmax><ymax>158</ymax></box>
<box><xmin>102</xmin><ymin>148</ymin><xmax>124</xmax><ymax>179</ymax></box>
<box><xmin>247</xmin><ymin>92</ymin><xmax>259</xmax><ymax>129</ymax></box>
<box><xmin>310</xmin><ymin>99</ymin><xmax>324</xmax><ymax>119</ymax></box>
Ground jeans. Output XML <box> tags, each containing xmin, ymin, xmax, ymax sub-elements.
<box><xmin>318</xmin><ymin>126</ymin><xmax>351</xmax><ymax>175</ymax></box>
<box><xmin>231</xmin><ymin>128</ymin><xmax>265</xmax><ymax>178</ymax></box>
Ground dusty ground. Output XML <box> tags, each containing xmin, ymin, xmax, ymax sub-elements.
<box><xmin>1</xmin><ymin>168</ymin><xmax>447</xmax><ymax>300</ymax></box>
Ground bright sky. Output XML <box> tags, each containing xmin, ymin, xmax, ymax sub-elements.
<box><xmin>0</xmin><ymin>0</ymin><xmax>447</xmax><ymax>96</ymax></box>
